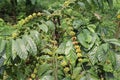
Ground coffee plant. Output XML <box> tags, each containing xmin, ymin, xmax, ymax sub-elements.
<box><xmin>0</xmin><ymin>0</ymin><xmax>120</xmax><ymax>80</ymax></box>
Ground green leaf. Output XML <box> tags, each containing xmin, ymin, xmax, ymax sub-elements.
<box><xmin>77</xmin><ymin>29</ymin><xmax>91</xmax><ymax>48</ymax></box>
<box><xmin>66</xmin><ymin>50</ymin><xmax>77</xmax><ymax>66</ymax></box>
<box><xmin>15</xmin><ymin>39</ymin><xmax>28</xmax><ymax>60</ymax></box>
<box><xmin>78</xmin><ymin>1</ymin><xmax>86</xmax><ymax>9</ymax></box>
<box><xmin>86</xmin><ymin>34</ymin><xmax>92</xmax><ymax>43</ymax></box>
<box><xmin>16</xmin><ymin>70</ymin><xmax>25</xmax><ymax>80</ymax></box>
<box><xmin>6</xmin><ymin>40</ymin><xmax>12</xmax><ymax>60</ymax></box>
<box><xmin>71</xmin><ymin>29</ymin><xmax>95</xmax><ymax>52</ymax></box>
<box><xmin>0</xmin><ymin>39</ymin><xmax>6</xmax><ymax>56</ymax></box>
<box><xmin>39</xmin><ymin>55</ymin><xmax>50</xmax><ymax>60</ymax></box>
<box><xmin>41</xmin><ymin>75</ymin><xmax>54</xmax><ymax>80</ymax></box>
<box><xmin>71</xmin><ymin>67</ymin><xmax>82</xmax><ymax>79</ymax></box>
<box><xmin>30</xmin><ymin>30</ymin><xmax>40</xmax><ymax>43</ymax></box>
<box><xmin>31</xmin><ymin>0</ymin><xmax>36</xmax><ymax>5</ymax></box>
<box><xmin>12</xmin><ymin>39</ymin><xmax>17</xmax><ymax>60</ymax></box>
<box><xmin>93</xmin><ymin>0</ymin><xmax>99</xmax><ymax>7</ymax></box>
<box><xmin>41</xmin><ymin>48</ymin><xmax>51</xmax><ymax>54</ymax></box>
<box><xmin>87</xmin><ymin>33</ymin><xmax>97</xmax><ymax>50</ymax></box>
<box><xmin>23</xmin><ymin>35</ymin><xmax>37</xmax><ymax>55</ymax></box>
<box><xmin>115</xmin><ymin>53</ymin><xmax>120</xmax><ymax>69</ymax></box>
<box><xmin>56</xmin><ymin>43</ymin><xmax>66</xmax><ymax>54</ymax></box>
<box><xmin>104</xmin><ymin>39</ymin><xmax>120</xmax><ymax>46</ymax></box>
<box><xmin>63</xmin><ymin>77</ymin><xmax>71</xmax><ymax>80</ymax></box>
<box><xmin>88</xmin><ymin>68</ymin><xmax>99</xmax><ymax>78</ymax></box>
<box><xmin>65</xmin><ymin>41</ymin><xmax>77</xmax><ymax>66</ymax></box>
<box><xmin>45</xmin><ymin>21</ymin><xmax>55</xmax><ymax>31</ymax></box>
<box><xmin>0</xmin><ymin>25</ymin><xmax>14</xmax><ymax>37</ymax></box>
<box><xmin>106</xmin><ymin>0</ymin><xmax>113</xmax><ymax>8</ymax></box>
<box><xmin>87</xmin><ymin>24</ymin><xmax>96</xmax><ymax>33</ymax></box>
<box><xmin>96</xmin><ymin>43</ymin><xmax>109</xmax><ymax>63</ymax></box>
<box><xmin>103</xmin><ymin>63</ymin><xmax>113</xmax><ymax>72</ymax></box>
<box><xmin>39</xmin><ymin>24</ymin><xmax>48</xmax><ymax>33</ymax></box>
<box><xmin>65</xmin><ymin>40</ymin><xmax>73</xmax><ymax>55</ymax></box>
<box><xmin>97</xmin><ymin>0</ymin><xmax>104</xmax><ymax>10</ymax></box>
<box><xmin>87</xmin><ymin>0</ymin><xmax>92</xmax><ymax>5</ymax></box>
<box><xmin>0</xmin><ymin>57</ymin><xmax>4</xmax><ymax>67</ymax></box>
<box><xmin>88</xmin><ymin>73</ymin><xmax>100</xmax><ymax>80</ymax></box>
<box><xmin>77</xmin><ymin>33</ymin><xmax>89</xmax><ymax>48</ymax></box>
<box><xmin>88</xmin><ymin>46</ymin><xmax>98</xmax><ymax>65</ymax></box>
<box><xmin>107</xmin><ymin>51</ymin><xmax>116</xmax><ymax>68</ymax></box>
<box><xmin>73</xmin><ymin>20</ymin><xmax>84</xmax><ymax>29</ymax></box>
<box><xmin>38</xmin><ymin>64</ymin><xmax>51</xmax><ymax>77</ymax></box>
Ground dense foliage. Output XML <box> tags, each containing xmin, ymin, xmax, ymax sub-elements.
<box><xmin>0</xmin><ymin>0</ymin><xmax>120</xmax><ymax>80</ymax></box>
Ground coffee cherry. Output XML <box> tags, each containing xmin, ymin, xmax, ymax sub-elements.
<box><xmin>78</xmin><ymin>58</ymin><xmax>82</xmax><ymax>62</ymax></box>
<box><xmin>36</xmin><ymin>63</ymin><xmax>39</xmax><ymax>67</ymax></box>
<box><xmin>64</xmin><ymin>67</ymin><xmax>70</xmax><ymax>73</ymax></box>
<box><xmin>72</xmin><ymin>36</ymin><xmax>77</xmax><ymax>41</ymax></box>
<box><xmin>12</xmin><ymin>33</ymin><xmax>18</xmax><ymax>38</ymax></box>
<box><xmin>48</xmin><ymin>52</ymin><xmax>53</xmax><ymax>55</ymax></box>
<box><xmin>50</xmin><ymin>40</ymin><xmax>57</xmax><ymax>45</ymax></box>
<box><xmin>70</xmin><ymin>31</ymin><xmax>75</xmax><ymax>36</ymax></box>
<box><xmin>32</xmin><ymin>13</ymin><xmax>37</xmax><ymax>17</ymax></box>
<box><xmin>72</xmin><ymin>41</ymin><xmax>78</xmax><ymax>45</ymax></box>
<box><xmin>57</xmin><ymin>56</ymin><xmax>63</xmax><ymax>60</ymax></box>
<box><xmin>106</xmin><ymin>60</ymin><xmax>111</xmax><ymax>64</ymax></box>
<box><xmin>28</xmin><ymin>15</ymin><xmax>33</xmax><ymax>20</ymax></box>
<box><xmin>77</xmin><ymin>53</ymin><xmax>82</xmax><ymax>57</ymax></box>
<box><xmin>31</xmin><ymin>73</ymin><xmax>36</xmax><ymax>79</ymax></box>
<box><xmin>34</xmin><ymin>68</ymin><xmax>37</xmax><ymax>74</ymax></box>
<box><xmin>74</xmin><ymin>45</ymin><xmax>80</xmax><ymax>49</ymax></box>
<box><xmin>24</xmin><ymin>17</ymin><xmax>29</xmax><ymax>23</ymax></box>
<box><xmin>27</xmin><ymin>78</ymin><xmax>32</xmax><ymax>80</ymax></box>
<box><xmin>68</xmin><ymin>27</ymin><xmax>74</xmax><ymax>30</ymax></box>
<box><xmin>76</xmin><ymin>48</ymin><xmax>81</xmax><ymax>53</ymax></box>
<box><xmin>61</xmin><ymin>61</ymin><xmax>67</xmax><ymax>67</ymax></box>
<box><xmin>19</xmin><ymin>19</ymin><xmax>25</xmax><ymax>25</ymax></box>
<box><xmin>117</xmin><ymin>14</ymin><xmax>120</xmax><ymax>19</ymax></box>
<box><xmin>37</xmin><ymin>12</ymin><xmax>41</xmax><ymax>16</ymax></box>
<box><xmin>63</xmin><ymin>1</ymin><xmax>70</xmax><ymax>7</ymax></box>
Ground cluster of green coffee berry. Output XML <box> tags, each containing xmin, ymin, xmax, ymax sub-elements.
<box><xmin>11</xmin><ymin>12</ymin><xmax>43</xmax><ymax>39</ymax></box>
<box><xmin>61</xmin><ymin>60</ymin><xmax>70</xmax><ymax>75</ymax></box>
<box><xmin>14</xmin><ymin>12</ymin><xmax>43</xmax><ymax>27</ymax></box>
<box><xmin>29</xmin><ymin>67</ymin><xmax>37</xmax><ymax>80</ymax></box>
<box><xmin>69</xmin><ymin>26</ymin><xmax>82</xmax><ymax>62</ymax></box>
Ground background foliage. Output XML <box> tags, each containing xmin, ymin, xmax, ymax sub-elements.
<box><xmin>0</xmin><ymin>0</ymin><xmax>120</xmax><ymax>80</ymax></box>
